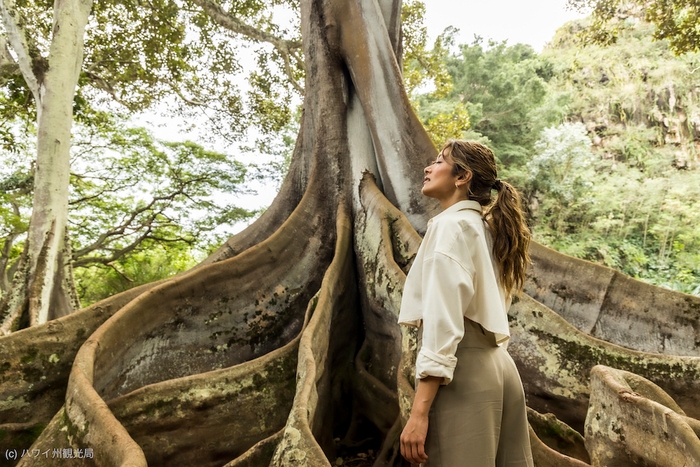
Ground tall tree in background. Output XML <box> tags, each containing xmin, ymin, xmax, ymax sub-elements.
<box><xmin>0</xmin><ymin>116</ymin><xmax>255</xmax><ymax>310</ymax></box>
<box><xmin>0</xmin><ymin>0</ymin><xmax>93</xmax><ymax>329</ymax></box>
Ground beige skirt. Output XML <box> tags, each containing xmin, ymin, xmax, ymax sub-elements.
<box><xmin>421</xmin><ymin>319</ymin><xmax>534</xmax><ymax>467</ymax></box>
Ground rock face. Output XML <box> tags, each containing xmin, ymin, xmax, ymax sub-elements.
<box><xmin>546</xmin><ymin>14</ymin><xmax>700</xmax><ymax>171</ymax></box>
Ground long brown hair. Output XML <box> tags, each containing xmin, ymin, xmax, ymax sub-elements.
<box><xmin>442</xmin><ymin>140</ymin><xmax>531</xmax><ymax>296</ymax></box>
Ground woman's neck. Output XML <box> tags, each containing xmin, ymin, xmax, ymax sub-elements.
<box><xmin>438</xmin><ymin>194</ymin><xmax>469</xmax><ymax>211</ymax></box>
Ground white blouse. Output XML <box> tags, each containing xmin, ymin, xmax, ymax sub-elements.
<box><xmin>398</xmin><ymin>200</ymin><xmax>511</xmax><ymax>385</ymax></box>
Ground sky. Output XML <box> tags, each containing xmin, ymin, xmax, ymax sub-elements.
<box><xmin>423</xmin><ymin>0</ymin><xmax>587</xmax><ymax>51</ymax></box>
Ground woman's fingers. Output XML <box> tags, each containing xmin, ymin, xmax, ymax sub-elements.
<box><xmin>400</xmin><ymin>434</ymin><xmax>428</xmax><ymax>463</ymax></box>
<box><xmin>414</xmin><ymin>441</ymin><xmax>427</xmax><ymax>463</ymax></box>
<box><xmin>410</xmin><ymin>440</ymin><xmax>427</xmax><ymax>463</ymax></box>
<box><xmin>401</xmin><ymin>414</ymin><xmax>429</xmax><ymax>463</ymax></box>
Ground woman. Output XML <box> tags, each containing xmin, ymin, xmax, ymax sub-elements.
<box><xmin>398</xmin><ymin>140</ymin><xmax>534</xmax><ymax>466</ymax></box>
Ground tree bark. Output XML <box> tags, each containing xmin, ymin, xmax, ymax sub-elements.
<box><xmin>0</xmin><ymin>0</ymin><xmax>91</xmax><ymax>333</ymax></box>
<box><xmin>2</xmin><ymin>0</ymin><xmax>700</xmax><ymax>465</ymax></box>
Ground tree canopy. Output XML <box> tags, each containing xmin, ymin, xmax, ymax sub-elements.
<box><xmin>568</xmin><ymin>0</ymin><xmax>700</xmax><ymax>54</ymax></box>
<box><xmin>0</xmin><ymin>114</ymin><xmax>255</xmax><ymax>306</ymax></box>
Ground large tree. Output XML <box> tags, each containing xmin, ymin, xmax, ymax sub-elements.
<box><xmin>0</xmin><ymin>0</ymin><xmax>93</xmax><ymax>329</ymax></box>
<box><xmin>1</xmin><ymin>0</ymin><xmax>700</xmax><ymax>466</ymax></box>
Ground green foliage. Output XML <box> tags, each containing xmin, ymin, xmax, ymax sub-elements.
<box><xmin>401</xmin><ymin>1</ymin><xmax>454</xmax><ymax>99</ymax></box>
<box><xmin>568</xmin><ymin>0</ymin><xmax>700</xmax><ymax>54</ymax></box>
<box><xmin>0</xmin><ymin>115</ymin><xmax>255</xmax><ymax>303</ymax></box>
<box><xmin>543</xmin><ymin>15</ymin><xmax>700</xmax><ymax>146</ymax></box>
<box><xmin>414</xmin><ymin>38</ymin><xmax>561</xmax><ymax>168</ymax></box>
<box><xmin>73</xmin><ymin>242</ymin><xmax>199</xmax><ymax>306</ymax></box>
<box><xmin>415</xmin><ymin>98</ymin><xmax>471</xmax><ymax>148</ymax></box>
<box><xmin>2</xmin><ymin>0</ymin><xmax>302</xmax><ymax>145</ymax></box>
<box><xmin>70</xmin><ymin>122</ymin><xmax>254</xmax><ymax>263</ymax></box>
<box><xmin>2</xmin><ymin>0</ymin><xmax>302</xmax><ymax>304</ymax></box>
<box><xmin>414</xmin><ymin>11</ymin><xmax>700</xmax><ymax>294</ymax></box>
<box><xmin>0</xmin><ymin>182</ymin><xmax>30</xmax><ymax>288</ymax></box>
<box><xmin>525</xmin><ymin>16</ymin><xmax>700</xmax><ymax>295</ymax></box>
<box><xmin>534</xmin><ymin>161</ymin><xmax>700</xmax><ymax>295</ymax></box>
<box><xmin>454</xmin><ymin>40</ymin><xmax>560</xmax><ymax>166</ymax></box>
<box><xmin>401</xmin><ymin>2</ymin><xmax>470</xmax><ymax>147</ymax></box>
<box><xmin>0</xmin><ymin>74</ymin><xmax>35</xmax><ymax>154</ymax></box>
<box><xmin>0</xmin><ymin>130</ymin><xmax>34</xmax><ymax>289</ymax></box>
<box><xmin>527</xmin><ymin>122</ymin><xmax>596</xmax><ymax>205</ymax></box>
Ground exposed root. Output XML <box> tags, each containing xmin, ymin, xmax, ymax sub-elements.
<box><xmin>334</xmin><ymin>0</ymin><xmax>439</xmax><ymax>229</ymax></box>
<box><xmin>526</xmin><ymin>242</ymin><xmax>700</xmax><ymax>357</ymax></box>
<box><xmin>224</xmin><ymin>430</ymin><xmax>284</xmax><ymax>467</ymax></box>
<box><xmin>355</xmin><ymin>174</ymin><xmax>416</xmax><ymax>386</ymax></box>
<box><xmin>585</xmin><ymin>365</ymin><xmax>700</xmax><ymax>466</ymax></box>
<box><xmin>508</xmin><ymin>293</ymin><xmax>700</xmax><ymax>432</ymax></box>
<box><xmin>396</xmin><ymin>324</ymin><xmax>418</xmax><ymax>423</ymax></box>
<box><xmin>358</xmin><ymin>173</ymin><xmax>421</xmax><ymax>273</ymax></box>
<box><xmin>25</xmin><ymin>283</ymin><xmax>316</xmax><ymax>467</ymax></box>
<box><xmin>354</xmin><ymin>174</ymin><xmax>421</xmax><ymax>460</ymax></box>
<box><xmin>527</xmin><ymin>424</ymin><xmax>591</xmax><ymax>467</ymax></box>
<box><xmin>203</xmin><ymin>120</ymin><xmax>309</xmax><ymax>265</ymax></box>
<box><xmin>527</xmin><ymin>408</ymin><xmax>589</xmax><ymax>463</ymax></box>
<box><xmin>0</xmin><ymin>295</ymin><xmax>27</xmax><ymax>336</ymax></box>
<box><xmin>610</xmin><ymin>363</ymin><xmax>698</xmax><ymax>438</ymax></box>
<box><xmin>0</xmin><ymin>221</ymin><xmax>77</xmax><ymax>333</ymax></box>
<box><xmin>0</xmin><ymin>280</ymin><xmax>163</xmax><ymax>456</ymax></box>
<box><xmin>352</xmin><ymin>341</ymin><xmax>399</xmax><ymax>435</ymax></box>
<box><xmin>107</xmin><ymin>319</ymin><xmax>305</xmax><ymax>466</ymax></box>
<box><xmin>15</xmin><ymin>406</ymin><xmax>90</xmax><ymax>467</ymax></box>
<box><xmin>0</xmin><ymin>255</ymin><xmax>29</xmax><ymax>335</ymax></box>
<box><xmin>56</xmin><ymin>175</ymin><xmax>337</xmax><ymax>467</ymax></box>
<box><xmin>7</xmin><ymin>0</ymin><xmax>700</xmax><ymax>461</ymax></box>
<box><xmin>372</xmin><ymin>416</ymin><xmax>402</xmax><ymax>467</ymax></box>
<box><xmin>270</xmin><ymin>204</ymin><xmax>354</xmax><ymax>466</ymax></box>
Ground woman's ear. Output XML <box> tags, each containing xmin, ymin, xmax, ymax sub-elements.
<box><xmin>458</xmin><ymin>170</ymin><xmax>473</xmax><ymax>185</ymax></box>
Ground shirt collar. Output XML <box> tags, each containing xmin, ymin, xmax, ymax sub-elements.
<box><xmin>429</xmin><ymin>200</ymin><xmax>482</xmax><ymax>224</ymax></box>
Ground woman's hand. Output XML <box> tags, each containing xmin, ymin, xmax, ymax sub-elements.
<box><xmin>400</xmin><ymin>413</ymin><xmax>429</xmax><ymax>464</ymax></box>
<box><xmin>401</xmin><ymin>376</ymin><xmax>441</xmax><ymax>464</ymax></box>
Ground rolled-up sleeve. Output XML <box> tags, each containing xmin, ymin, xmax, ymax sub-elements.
<box><xmin>416</xmin><ymin>251</ymin><xmax>475</xmax><ymax>385</ymax></box>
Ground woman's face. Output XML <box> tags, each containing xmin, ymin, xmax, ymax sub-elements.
<box><xmin>422</xmin><ymin>149</ymin><xmax>459</xmax><ymax>200</ymax></box>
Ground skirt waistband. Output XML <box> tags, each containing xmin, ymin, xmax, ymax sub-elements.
<box><xmin>460</xmin><ymin>318</ymin><xmax>498</xmax><ymax>349</ymax></box>
<box><xmin>417</xmin><ymin>318</ymin><xmax>498</xmax><ymax>351</ymax></box>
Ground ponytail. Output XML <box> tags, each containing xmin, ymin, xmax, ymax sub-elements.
<box><xmin>485</xmin><ymin>181</ymin><xmax>531</xmax><ymax>297</ymax></box>
<box><xmin>442</xmin><ymin>140</ymin><xmax>531</xmax><ymax>297</ymax></box>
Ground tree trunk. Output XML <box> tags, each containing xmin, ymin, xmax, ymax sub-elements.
<box><xmin>0</xmin><ymin>0</ymin><xmax>90</xmax><ymax>333</ymax></box>
<box><xmin>2</xmin><ymin>0</ymin><xmax>700</xmax><ymax>465</ymax></box>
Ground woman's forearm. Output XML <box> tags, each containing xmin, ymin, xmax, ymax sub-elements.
<box><xmin>401</xmin><ymin>376</ymin><xmax>442</xmax><ymax>463</ymax></box>
<box><xmin>411</xmin><ymin>376</ymin><xmax>442</xmax><ymax>416</ymax></box>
